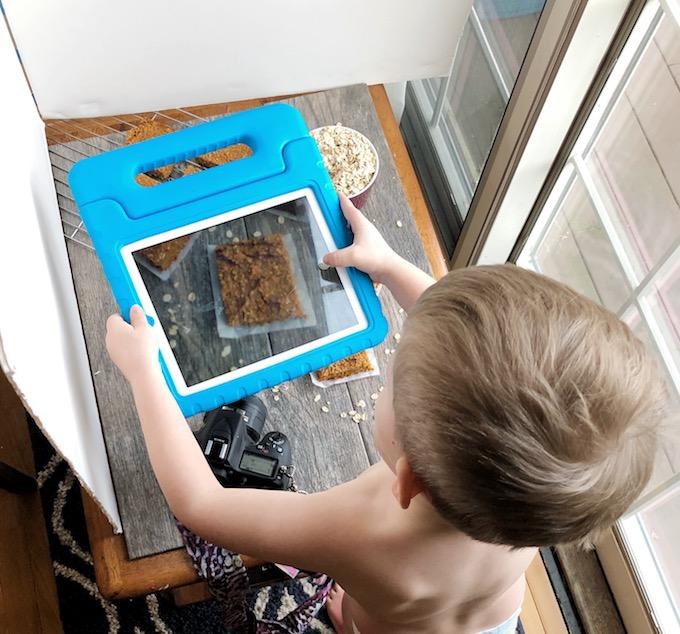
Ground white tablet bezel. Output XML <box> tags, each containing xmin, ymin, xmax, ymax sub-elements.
<box><xmin>121</xmin><ymin>187</ymin><xmax>368</xmax><ymax>395</ymax></box>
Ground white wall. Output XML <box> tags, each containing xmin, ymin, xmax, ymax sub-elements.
<box><xmin>3</xmin><ymin>0</ymin><xmax>473</xmax><ymax>119</ymax></box>
<box><xmin>0</xmin><ymin>19</ymin><xmax>120</xmax><ymax>530</ymax></box>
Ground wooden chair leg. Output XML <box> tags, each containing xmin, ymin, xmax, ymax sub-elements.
<box><xmin>0</xmin><ymin>460</ymin><xmax>37</xmax><ymax>494</ymax></box>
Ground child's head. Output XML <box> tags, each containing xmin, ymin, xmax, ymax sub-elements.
<box><xmin>379</xmin><ymin>264</ymin><xmax>666</xmax><ymax>547</ymax></box>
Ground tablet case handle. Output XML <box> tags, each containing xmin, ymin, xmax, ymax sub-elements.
<box><xmin>69</xmin><ymin>103</ymin><xmax>310</xmax><ymax>219</ymax></box>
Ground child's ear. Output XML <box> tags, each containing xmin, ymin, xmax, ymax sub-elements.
<box><xmin>392</xmin><ymin>456</ymin><xmax>427</xmax><ymax>509</ymax></box>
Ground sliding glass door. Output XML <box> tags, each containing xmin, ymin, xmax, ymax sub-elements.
<box><xmin>515</xmin><ymin>3</ymin><xmax>680</xmax><ymax>630</ymax></box>
<box><xmin>402</xmin><ymin>0</ymin><xmax>545</xmax><ymax>256</ymax></box>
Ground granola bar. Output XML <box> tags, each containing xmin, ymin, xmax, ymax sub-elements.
<box><xmin>315</xmin><ymin>351</ymin><xmax>374</xmax><ymax>381</ymax></box>
<box><xmin>135</xmin><ymin>173</ymin><xmax>160</xmax><ymax>187</ymax></box>
<box><xmin>139</xmin><ymin>235</ymin><xmax>191</xmax><ymax>271</ymax></box>
<box><xmin>215</xmin><ymin>234</ymin><xmax>304</xmax><ymax>326</ymax></box>
<box><xmin>125</xmin><ymin>120</ymin><xmax>174</xmax><ymax>179</ymax></box>
<box><xmin>194</xmin><ymin>143</ymin><xmax>252</xmax><ymax>169</ymax></box>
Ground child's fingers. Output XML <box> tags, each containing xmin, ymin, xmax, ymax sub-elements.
<box><xmin>323</xmin><ymin>246</ymin><xmax>354</xmax><ymax>269</ymax></box>
<box><xmin>338</xmin><ymin>193</ymin><xmax>366</xmax><ymax>231</ymax></box>
<box><xmin>129</xmin><ymin>304</ymin><xmax>148</xmax><ymax>329</ymax></box>
<box><xmin>106</xmin><ymin>313</ymin><xmax>126</xmax><ymax>332</ymax></box>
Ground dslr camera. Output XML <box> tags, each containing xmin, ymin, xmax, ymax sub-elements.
<box><xmin>195</xmin><ymin>396</ymin><xmax>293</xmax><ymax>490</ymax></box>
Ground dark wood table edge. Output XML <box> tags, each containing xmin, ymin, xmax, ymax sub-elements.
<box><xmin>81</xmin><ymin>83</ymin><xmax>447</xmax><ymax>601</ymax></box>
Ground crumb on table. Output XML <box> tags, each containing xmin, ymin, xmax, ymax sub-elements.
<box><xmin>315</xmin><ymin>350</ymin><xmax>374</xmax><ymax>381</ymax></box>
<box><xmin>216</xmin><ymin>234</ymin><xmax>305</xmax><ymax>327</ymax></box>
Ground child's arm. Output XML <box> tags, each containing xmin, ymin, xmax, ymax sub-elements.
<box><xmin>323</xmin><ymin>194</ymin><xmax>435</xmax><ymax>312</ymax></box>
<box><xmin>106</xmin><ymin>307</ymin><xmax>351</xmax><ymax>572</ymax></box>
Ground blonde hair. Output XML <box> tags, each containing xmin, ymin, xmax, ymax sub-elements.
<box><xmin>393</xmin><ymin>264</ymin><xmax>666</xmax><ymax>547</ymax></box>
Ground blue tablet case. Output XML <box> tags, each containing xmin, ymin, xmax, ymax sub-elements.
<box><xmin>69</xmin><ymin>103</ymin><xmax>387</xmax><ymax>416</ymax></box>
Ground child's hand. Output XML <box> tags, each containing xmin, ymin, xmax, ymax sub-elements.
<box><xmin>323</xmin><ymin>193</ymin><xmax>398</xmax><ymax>283</ymax></box>
<box><xmin>106</xmin><ymin>305</ymin><xmax>158</xmax><ymax>384</ymax></box>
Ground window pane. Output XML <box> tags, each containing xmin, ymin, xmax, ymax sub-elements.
<box><xmin>532</xmin><ymin>176</ymin><xmax>631</xmax><ymax>311</ymax></box>
<box><xmin>623</xmin><ymin>308</ymin><xmax>680</xmax><ymax>490</ymax></box>
<box><xmin>585</xmin><ymin>16</ymin><xmax>680</xmax><ymax>274</ymax></box>
<box><xmin>406</xmin><ymin>0</ymin><xmax>545</xmax><ymax>239</ymax></box>
<box><xmin>444</xmin><ymin>23</ymin><xmax>506</xmax><ymax>191</ymax></box>
<box><xmin>639</xmin><ymin>486</ymin><xmax>680</xmax><ymax>614</ymax></box>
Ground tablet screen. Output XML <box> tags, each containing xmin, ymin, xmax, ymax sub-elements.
<box><xmin>122</xmin><ymin>189</ymin><xmax>366</xmax><ymax>394</ymax></box>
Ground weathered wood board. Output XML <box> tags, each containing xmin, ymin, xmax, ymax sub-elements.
<box><xmin>49</xmin><ymin>84</ymin><xmax>431</xmax><ymax>559</ymax></box>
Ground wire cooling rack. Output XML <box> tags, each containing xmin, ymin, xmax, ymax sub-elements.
<box><xmin>45</xmin><ymin>102</ymin><xmax>262</xmax><ymax>251</ymax></box>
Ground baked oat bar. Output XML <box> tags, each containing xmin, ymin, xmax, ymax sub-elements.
<box><xmin>125</xmin><ymin>120</ymin><xmax>174</xmax><ymax>179</ymax></box>
<box><xmin>315</xmin><ymin>351</ymin><xmax>374</xmax><ymax>381</ymax></box>
<box><xmin>139</xmin><ymin>235</ymin><xmax>192</xmax><ymax>271</ymax></box>
<box><xmin>135</xmin><ymin>173</ymin><xmax>160</xmax><ymax>187</ymax></box>
<box><xmin>215</xmin><ymin>234</ymin><xmax>305</xmax><ymax>327</ymax></box>
<box><xmin>194</xmin><ymin>143</ymin><xmax>252</xmax><ymax>169</ymax></box>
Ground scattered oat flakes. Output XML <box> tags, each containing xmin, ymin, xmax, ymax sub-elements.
<box><xmin>173</xmin><ymin>281</ymin><xmax>180</xmax><ymax>288</ymax></box>
<box><xmin>314</xmin><ymin>394</ymin><xmax>321</xmax><ymax>402</ymax></box>
<box><xmin>230</xmin><ymin>366</ymin><xmax>237</xmax><ymax>371</ymax></box>
<box><xmin>396</xmin><ymin>220</ymin><xmax>403</xmax><ymax>228</ymax></box>
<box><xmin>349</xmin><ymin>410</ymin><xmax>357</xmax><ymax>416</ymax></box>
<box><xmin>253</xmin><ymin>231</ymin><xmax>262</xmax><ymax>237</ymax></box>
<box><xmin>379</xmin><ymin>386</ymin><xmax>384</xmax><ymax>392</ymax></box>
<box><xmin>162</xmin><ymin>293</ymin><xmax>172</xmax><ymax>303</ymax></box>
<box><xmin>398</xmin><ymin>307</ymin><xmax>404</xmax><ymax>315</ymax></box>
<box><xmin>340</xmin><ymin>412</ymin><xmax>347</xmax><ymax>418</ymax></box>
<box><xmin>274</xmin><ymin>395</ymin><xmax>281</xmax><ymax>402</ymax></box>
<box><xmin>321</xmin><ymin>405</ymin><xmax>330</xmax><ymax>413</ymax></box>
<box><xmin>394</xmin><ymin>333</ymin><xmax>401</xmax><ymax>342</ymax></box>
<box><xmin>170</xmin><ymin>339</ymin><xmax>177</xmax><ymax>349</ymax></box>
<box><xmin>221</xmin><ymin>345</ymin><xmax>232</xmax><ymax>358</ymax></box>
<box><xmin>238</xmin><ymin>358</ymin><xmax>244</xmax><ymax>365</ymax></box>
<box><xmin>370</xmin><ymin>393</ymin><xmax>379</xmax><ymax>401</ymax></box>
<box><xmin>385</xmin><ymin>349</ymin><xmax>391</xmax><ymax>355</ymax></box>
<box><xmin>272</xmin><ymin>386</ymin><xmax>280</xmax><ymax>393</ymax></box>
<box><xmin>352</xmin><ymin>414</ymin><xmax>362</xmax><ymax>423</ymax></box>
<box><xmin>233</xmin><ymin>237</ymin><xmax>240</xmax><ymax>243</ymax></box>
<box><xmin>187</xmin><ymin>292</ymin><xmax>196</xmax><ymax>302</ymax></box>
<box><xmin>277</xmin><ymin>216</ymin><xmax>285</xmax><ymax>225</ymax></box>
<box><xmin>226</xmin><ymin>230</ymin><xmax>234</xmax><ymax>238</ymax></box>
<box><xmin>208</xmin><ymin>226</ymin><xmax>217</xmax><ymax>233</ymax></box>
<box><xmin>357</xmin><ymin>399</ymin><xmax>366</xmax><ymax>408</ymax></box>
<box><xmin>169</xmin><ymin>325</ymin><xmax>178</xmax><ymax>336</ymax></box>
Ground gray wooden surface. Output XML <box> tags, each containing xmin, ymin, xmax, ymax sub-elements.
<box><xmin>51</xmin><ymin>84</ymin><xmax>430</xmax><ymax>559</ymax></box>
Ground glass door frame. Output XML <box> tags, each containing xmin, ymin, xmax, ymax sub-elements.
<box><xmin>504</xmin><ymin>1</ymin><xmax>674</xmax><ymax>631</ymax></box>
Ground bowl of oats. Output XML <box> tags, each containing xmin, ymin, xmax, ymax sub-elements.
<box><xmin>310</xmin><ymin>124</ymin><xmax>379</xmax><ymax>208</ymax></box>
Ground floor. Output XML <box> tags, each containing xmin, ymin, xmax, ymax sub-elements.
<box><xmin>0</xmin><ymin>371</ymin><xmax>62</xmax><ymax>633</ymax></box>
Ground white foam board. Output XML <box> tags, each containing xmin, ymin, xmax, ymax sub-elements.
<box><xmin>2</xmin><ymin>0</ymin><xmax>472</xmax><ymax>118</ymax></box>
<box><xmin>0</xmin><ymin>19</ymin><xmax>120</xmax><ymax>530</ymax></box>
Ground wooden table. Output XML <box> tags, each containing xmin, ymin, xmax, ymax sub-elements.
<box><xmin>49</xmin><ymin>84</ymin><xmax>446</xmax><ymax>599</ymax></box>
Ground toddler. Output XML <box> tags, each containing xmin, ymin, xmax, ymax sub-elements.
<box><xmin>106</xmin><ymin>194</ymin><xmax>665</xmax><ymax>633</ymax></box>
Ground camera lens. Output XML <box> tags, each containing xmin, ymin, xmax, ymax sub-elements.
<box><xmin>232</xmin><ymin>395</ymin><xmax>267</xmax><ymax>440</ymax></box>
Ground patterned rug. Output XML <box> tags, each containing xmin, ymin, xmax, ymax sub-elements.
<box><xmin>28</xmin><ymin>419</ymin><xmax>334</xmax><ymax>634</ymax></box>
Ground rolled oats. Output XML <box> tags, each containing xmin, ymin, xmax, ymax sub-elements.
<box><xmin>311</xmin><ymin>125</ymin><xmax>378</xmax><ymax>197</ymax></box>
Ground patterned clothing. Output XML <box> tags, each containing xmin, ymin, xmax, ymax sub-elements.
<box><xmin>176</xmin><ymin>521</ymin><xmax>333</xmax><ymax>634</ymax></box>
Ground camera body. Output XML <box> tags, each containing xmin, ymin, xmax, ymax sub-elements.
<box><xmin>195</xmin><ymin>396</ymin><xmax>293</xmax><ymax>490</ymax></box>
